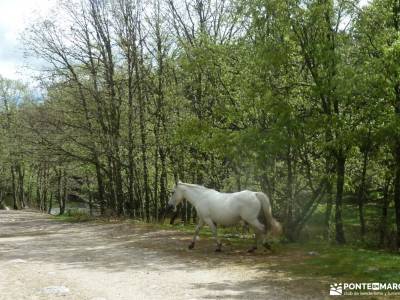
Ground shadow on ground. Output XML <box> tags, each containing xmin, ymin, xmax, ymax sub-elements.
<box><xmin>0</xmin><ymin>210</ymin><xmax>328</xmax><ymax>299</ymax></box>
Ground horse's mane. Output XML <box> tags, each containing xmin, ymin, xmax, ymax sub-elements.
<box><xmin>179</xmin><ymin>182</ymin><xmax>209</xmax><ymax>190</ymax></box>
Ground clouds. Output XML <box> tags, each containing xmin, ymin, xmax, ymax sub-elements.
<box><xmin>0</xmin><ymin>0</ymin><xmax>53</xmax><ymax>81</ymax></box>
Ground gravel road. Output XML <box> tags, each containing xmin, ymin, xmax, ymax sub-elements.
<box><xmin>0</xmin><ymin>210</ymin><xmax>327</xmax><ymax>300</ymax></box>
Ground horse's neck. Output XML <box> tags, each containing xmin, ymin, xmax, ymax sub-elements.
<box><xmin>181</xmin><ymin>185</ymin><xmax>210</xmax><ymax>206</ymax></box>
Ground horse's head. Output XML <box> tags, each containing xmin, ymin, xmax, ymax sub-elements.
<box><xmin>167</xmin><ymin>182</ymin><xmax>184</xmax><ymax>212</ymax></box>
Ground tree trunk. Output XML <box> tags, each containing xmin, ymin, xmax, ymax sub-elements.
<box><xmin>285</xmin><ymin>145</ymin><xmax>294</xmax><ymax>234</ymax></box>
<box><xmin>60</xmin><ymin>171</ymin><xmax>67</xmax><ymax>215</ymax></box>
<box><xmin>357</xmin><ymin>149</ymin><xmax>369</xmax><ymax>241</ymax></box>
<box><xmin>11</xmin><ymin>165</ymin><xmax>18</xmax><ymax>210</ymax></box>
<box><xmin>16</xmin><ymin>164</ymin><xmax>25</xmax><ymax>208</ymax></box>
<box><xmin>324</xmin><ymin>179</ymin><xmax>333</xmax><ymax>240</ymax></box>
<box><xmin>48</xmin><ymin>192</ymin><xmax>53</xmax><ymax>214</ymax></box>
<box><xmin>36</xmin><ymin>168</ymin><xmax>41</xmax><ymax>210</ymax></box>
<box><xmin>140</xmin><ymin>104</ymin><xmax>150</xmax><ymax>222</ymax></box>
<box><xmin>393</xmin><ymin>141</ymin><xmax>400</xmax><ymax>250</ymax></box>
<box><xmin>335</xmin><ymin>151</ymin><xmax>346</xmax><ymax>244</ymax></box>
<box><xmin>285</xmin><ymin>145</ymin><xmax>297</xmax><ymax>241</ymax></box>
<box><xmin>114</xmin><ymin>159</ymin><xmax>125</xmax><ymax>216</ymax></box>
<box><xmin>94</xmin><ymin>161</ymin><xmax>105</xmax><ymax>215</ymax></box>
<box><xmin>42</xmin><ymin>166</ymin><xmax>48</xmax><ymax>213</ymax></box>
<box><xmin>392</xmin><ymin>0</ymin><xmax>400</xmax><ymax>252</ymax></box>
<box><xmin>154</xmin><ymin>139</ymin><xmax>160</xmax><ymax>222</ymax></box>
<box><xmin>0</xmin><ymin>191</ymin><xmax>4</xmax><ymax>209</ymax></box>
<box><xmin>57</xmin><ymin>169</ymin><xmax>63</xmax><ymax>215</ymax></box>
<box><xmin>127</xmin><ymin>15</ymin><xmax>151</xmax><ymax>222</ymax></box>
<box><xmin>86</xmin><ymin>175</ymin><xmax>93</xmax><ymax>216</ymax></box>
<box><xmin>380</xmin><ymin>177</ymin><xmax>391</xmax><ymax>247</ymax></box>
<box><xmin>159</xmin><ymin>148</ymin><xmax>168</xmax><ymax>220</ymax></box>
<box><xmin>323</xmin><ymin>133</ymin><xmax>335</xmax><ymax>240</ymax></box>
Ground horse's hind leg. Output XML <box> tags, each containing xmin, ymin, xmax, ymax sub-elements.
<box><xmin>245</xmin><ymin>219</ymin><xmax>265</xmax><ymax>253</ymax></box>
<box><xmin>248</xmin><ymin>230</ymin><xmax>266</xmax><ymax>253</ymax></box>
<box><xmin>247</xmin><ymin>230</ymin><xmax>260</xmax><ymax>253</ymax></box>
<box><xmin>204</xmin><ymin>218</ymin><xmax>222</xmax><ymax>252</ymax></box>
<box><xmin>255</xmin><ymin>232</ymin><xmax>272</xmax><ymax>251</ymax></box>
<box><xmin>189</xmin><ymin>219</ymin><xmax>204</xmax><ymax>249</ymax></box>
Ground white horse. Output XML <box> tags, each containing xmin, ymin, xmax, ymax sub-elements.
<box><xmin>167</xmin><ymin>182</ymin><xmax>282</xmax><ymax>252</ymax></box>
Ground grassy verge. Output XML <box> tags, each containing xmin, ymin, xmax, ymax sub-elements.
<box><xmin>276</xmin><ymin>242</ymin><xmax>400</xmax><ymax>283</ymax></box>
<box><xmin>304</xmin><ymin>204</ymin><xmax>397</xmax><ymax>247</ymax></box>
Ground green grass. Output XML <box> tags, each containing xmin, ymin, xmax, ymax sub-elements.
<box><xmin>296</xmin><ymin>204</ymin><xmax>399</xmax><ymax>283</ymax></box>
<box><xmin>303</xmin><ymin>203</ymin><xmax>397</xmax><ymax>248</ymax></box>
<box><xmin>279</xmin><ymin>242</ymin><xmax>400</xmax><ymax>283</ymax></box>
<box><xmin>52</xmin><ymin>210</ymin><xmax>94</xmax><ymax>222</ymax></box>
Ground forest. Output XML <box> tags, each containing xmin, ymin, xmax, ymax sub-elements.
<box><xmin>1</xmin><ymin>0</ymin><xmax>400</xmax><ymax>251</ymax></box>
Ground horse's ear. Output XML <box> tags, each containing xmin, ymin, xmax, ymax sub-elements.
<box><xmin>174</xmin><ymin>178</ymin><xmax>181</xmax><ymax>186</ymax></box>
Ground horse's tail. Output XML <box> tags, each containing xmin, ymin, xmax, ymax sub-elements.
<box><xmin>255</xmin><ymin>192</ymin><xmax>282</xmax><ymax>237</ymax></box>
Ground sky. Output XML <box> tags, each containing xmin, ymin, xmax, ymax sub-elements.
<box><xmin>0</xmin><ymin>0</ymin><xmax>54</xmax><ymax>82</ymax></box>
<box><xmin>0</xmin><ymin>0</ymin><xmax>370</xmax><ymax>85</ymax></box>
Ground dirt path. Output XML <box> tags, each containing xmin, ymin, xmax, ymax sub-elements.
<box><xmin>0</xmin><ymin>210</ymin><xmax>328</xmax><ymax>300</ymax></box>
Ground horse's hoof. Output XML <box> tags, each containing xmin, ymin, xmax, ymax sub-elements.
<box><xmin>188</xmin><ymin>242</ymin><xmax>195</xmax><ymax>250</ymax></box>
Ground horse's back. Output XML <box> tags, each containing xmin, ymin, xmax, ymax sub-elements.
<box><xmin>205</xmin><ymin>190</ymin><xmax>261</xmax><ymax>225</ymax></box>
<box><xmin>209</xmin><ymin>190</ymin><xmax>256</xmax><ymax>207</ymax></box>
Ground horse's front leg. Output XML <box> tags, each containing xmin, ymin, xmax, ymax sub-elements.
<box><xmin>189</xmin><ymin>219</ymin><xmax>204</xmax><ymax>249</ymax></box>
<box><xmin>205</xmin><ymin>218</ymin><xmax>222</xmax><ymax>252</ymax></box>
